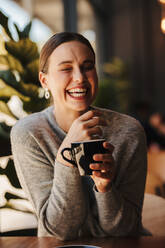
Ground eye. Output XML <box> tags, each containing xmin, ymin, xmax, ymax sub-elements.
<box><xmin>82</xmin><ymin>63</ymin><xmax>94</xmax><ymax>72</ymax></box>
<box><xmin>61</xmin><ymin>67</ymin><xmax>72</xmax><ymax>72</ymax></box>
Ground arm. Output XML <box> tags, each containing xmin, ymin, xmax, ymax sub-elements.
<box><xmin>11</xmin><ymin>127</ymin><xmax>86</xmax><ymax>240</ymax></box>
<box><xmin>92</xmin><ymin>122</ymin><xmax>147</xmax><ymax>236</ymax></box>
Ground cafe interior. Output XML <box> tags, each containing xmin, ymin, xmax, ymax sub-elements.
<box><xmin>1</xmin><ymin>0</ymin><xmax>165</xmax><ymax>247</ymax></box>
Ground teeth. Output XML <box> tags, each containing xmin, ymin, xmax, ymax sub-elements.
<box><xmin>68</xmin><ymin>88</ymin><xmax>87</xmax><ymax>93</ymax></box>
<box><xmin>70</xmin><ymin>92</ymin><xmax>86</xmax><ymax>97</ymax></box>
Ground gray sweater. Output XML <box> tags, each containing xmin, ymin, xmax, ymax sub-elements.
<box><xmin>11</xmin><ymin>106</ymin><xmax>147</xmax><ymax>240</ymax></box>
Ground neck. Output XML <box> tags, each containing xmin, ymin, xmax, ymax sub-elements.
<box><xmin>54</xmin><ymin>107</ymin><xmax>87</xmax><ymax>133</ymax></box>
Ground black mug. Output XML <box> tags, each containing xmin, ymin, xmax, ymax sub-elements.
<box><xmin>61</xmin><ymin>139</ymin><xmax>108</xmax><ymax>176</ymax></box>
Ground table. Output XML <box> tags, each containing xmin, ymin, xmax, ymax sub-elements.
<box><xmin>1</xmin><ymin>236</ymin><xmax>165</xmax><ymax>248</ymax></box>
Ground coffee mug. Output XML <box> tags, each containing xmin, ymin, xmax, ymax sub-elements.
<box><xmin>61</xmin><ymin>139</ymin><xmax>108</xmax><ymax>176</ymax></box>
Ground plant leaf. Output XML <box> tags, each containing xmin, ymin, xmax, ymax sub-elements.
<box><xmin>0</xmin><ymin>10</ymin><xmax>13</xmax><ymax>40</ymax></box>
<box><xmin>0</xmin><ymin>70</ymin><xmax>18</xmax><ymax>87</ymax></box>
<box><xmin>21</xmin><ymin>21</ymin><xmax>32</xmax><ymax>38</ymax></box>
<box><xmin>0</xmin><ymin>54</ymin><xmax>24</xmax><ymax>73</ymax></box>
<box><xmin>0</xmin><ymin>84</ymin><xmax>30</xmax><ymax>102</ymax></box>
<box><xmin>0</xmin><ymin>122</ymin><xmax>12</xmax><ymax>156</ymax></box>
<box><xmin>0</xmin><ymin>100</ymin><xmax>16</xmax><ymax>118</ymax></box>
<box><xmin>13</xmin><ymin>23</ymin><xmax>22</xmax><ymax>40</ymax></box>
<box><xmin>0</xmin><ymin>36</ymin><xmax>7</xmax><ymax>55</ymax></box>
<box><xmin>5</xmin><ymin>38</ymin><xmax>39</xmax><ymax>65</ymax></box>
<box><xmin>0</xmin><ymin>122</ymin><xmax>11</xmax><ymax>139</ymax></box>
<box><xmin>17</xmin><ymin>80</ymin><xmax>39</xmax><ymax>97</ymax></box>
<box><xmin>14</xmin><ymin>21</ymin><xmax>32</xmax><ymax>40</ymax></box>
<box><xmin>25</xmin><ymin>59</ymin><xmax>40</xmax><ymax>86</ymax></box>
<box><xmin>23</xmin><ymin>96</ymin><xmax>48</xmax><ymax>113</ymax></box>
<box><xmin>0</xmin><ymin>70</ymin><xmax>39</xmax><ymax>97</ymax></box>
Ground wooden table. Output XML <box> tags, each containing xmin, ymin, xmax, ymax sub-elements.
<box><xmin>1</xmin><ymin>236</ymin><xmax>165</xmax><ymax>248</ymax></box>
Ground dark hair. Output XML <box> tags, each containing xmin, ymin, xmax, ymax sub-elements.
<box><xmin>39</xmin><ymin>32</ymin><xmax>95</xmax><ymax>73</ymax></box>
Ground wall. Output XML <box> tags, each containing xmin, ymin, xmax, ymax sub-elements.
<box><xmin>101</xmin><ymin>0</ymin><xmax>165</xmax><ymax>113</ymax></box>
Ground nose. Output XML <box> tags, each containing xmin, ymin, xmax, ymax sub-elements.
<box><xmin>73</xmin><ymin>67</ymin><xmax>85</xmax><ymax>83</ymax></box>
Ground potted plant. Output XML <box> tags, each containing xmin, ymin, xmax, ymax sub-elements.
<box><xmin>0</xmin><ymin>10</ymin><xmax>48</xmax><ymax>235</ymax></box>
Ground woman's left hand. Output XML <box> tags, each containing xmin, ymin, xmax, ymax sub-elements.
<box><xmin>90</xmin><ymin>142</ymin><xmax>115</xmax><ymax>193</ymax></box>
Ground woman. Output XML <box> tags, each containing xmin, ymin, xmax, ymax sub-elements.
<box><xmin>11</xmin><ymin>32</ymin><xmax>147</xmax><ymax>240</ymax></box>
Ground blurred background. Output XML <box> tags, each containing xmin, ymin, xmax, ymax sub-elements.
<box><xmin>1</xmin><ymin>0</ymin><xmax>165</xmax><ymax>236</ymax></box>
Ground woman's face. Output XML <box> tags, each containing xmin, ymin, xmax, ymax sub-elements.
<box><xmin>41</xmin><ymin>41</ymin><xmax>98</xmax><ymax>114</ymax></box>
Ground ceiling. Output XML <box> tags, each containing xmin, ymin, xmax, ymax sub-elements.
<box><xmin>13</xmin><ymin>0</ymin><xmax>64</xmax><ymax>32</ymax></box>
<box><xmin>12</xmin><ymin>0</ymin><xmax>95</xmax><ymax>33</ymax></box>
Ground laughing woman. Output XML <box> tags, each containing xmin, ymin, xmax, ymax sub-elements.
<box><xmin>11</xmin><ymin>32</ymin><xmax>148</xmax><ymax>240</ymax></box>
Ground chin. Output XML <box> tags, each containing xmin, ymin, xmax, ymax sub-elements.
<box><xmin>71</xmin><ymin>99</ymin><xmax>94</xmax><ymax>112</ymax></box>
<box><xmin>72</xmin><ymin>105</ymin><xmax>90</xmax><ymax>113</ymax></box>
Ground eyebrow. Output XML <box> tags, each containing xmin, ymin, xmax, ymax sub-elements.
<box><xmin>58</xmin><ymin>61</ymin><xmax>72</xmax><ymax>66</ymax></box>
<box><xmin>58</xmin><ymin>59</ymin><xmax>94</xmax><ymax>66</ymax></box>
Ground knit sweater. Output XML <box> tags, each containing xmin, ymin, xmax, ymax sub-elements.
<box><xmin>11</xmin><ymin>106</ymin><xmax>147</xmax><ymax>240</ymax></box>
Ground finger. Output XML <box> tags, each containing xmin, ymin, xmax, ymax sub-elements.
<box><xmin>92</xmin><ymin>170</ymin><xmax>112</xmax><ymax>179</ymax></box>
<box><xmin>90</xmin><ymin>162</ymin><xmax>112</xmax><ymax>171</ymax></box>
<box><xmin>79</xmin><ymin>110</ymin><xmax>102</xmax><ymax>121</ymax></box>
<box><xmin>103</xmin><ymin>142</ymin><xmax>114</xmax><ymax>152</ymax></box>
<box><xmin>86</xmin><ymin>126</ymin><xmax>103</xmax><ymax>137</ymax></box>
<box><xmin>93</xmin><ymin>153</ymin><xmax>114</xmax><ymax>162</ymax></box>
<box><xmin>84</xmin><ymin>116</ymin><xmax>107</xmax><ymax>128</ymax></box>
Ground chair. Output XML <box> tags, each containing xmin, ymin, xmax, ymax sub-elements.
<box><xmin>142</xmin><ymin>193</ymin><xmax>165</xmax><ymax>236</ymax></box>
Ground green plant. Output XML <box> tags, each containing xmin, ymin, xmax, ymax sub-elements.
<box><xmin>94</xmin><ymin>57</ymin><xmax>131</xmax><ymax>113</ymax></box>
<box><xmin>0</xmin><ymin>10</ymin><xmax>49</xmax><ymax>156</ymax></box>
<box><xmin>0</xmin><ymin>11</ymin><xmax>50</xmax><ymax>215</ymax></box>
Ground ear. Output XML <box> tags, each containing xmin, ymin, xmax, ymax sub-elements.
<box><xmin>39</xmin><ymin>71</ymin><xmax>48</xmax><ymax>89</ymax></box>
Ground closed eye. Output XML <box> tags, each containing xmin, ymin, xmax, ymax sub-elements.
<box><xmin>84</xmin><ymin>65</ymin><xmax>94</xmax><ymax>71</ymax></box>
<box><xmin>81</xmin><ymin>63</ymin><xmax>94</xmax><ymax>72</ymax></box>
<box><xmin>61</xmin><ymin>68</ymin><xmax>72</xmax><ymax>72</ymax></box>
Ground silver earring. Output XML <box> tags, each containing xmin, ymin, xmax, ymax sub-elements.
<box><xmin>45</xmin><ymin>88</ymin><xmax>50</xmax><ymax>99</ymax></box>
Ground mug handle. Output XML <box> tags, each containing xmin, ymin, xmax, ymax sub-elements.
<box><xmin>61</xmin><ymin>148</ymin><xmax>76</xmax><ymax>166</ymax></box>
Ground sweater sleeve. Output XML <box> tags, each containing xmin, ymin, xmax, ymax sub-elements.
<box><xmin>93</xmin><ymin>121</ymin><xmax>147</xmax><ymax>236</ymax></box>
<box><xmin>11</xmin><ymin>125</ymin><xmax>86</xmax><ymax>240</ymax></box>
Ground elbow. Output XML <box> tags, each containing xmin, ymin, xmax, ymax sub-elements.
<box><xmin>101</xmin><ymin>208</ymin><xmax>141</xmax><ymax>237</ymax></box>
<box><xmin>114</xmin><ymin>214</ymin><xmax>141</xmax><ymax>237</ymax></box>
<box><xmin>38</xmin><ymin>216</ymin><xmax>79</xmax><ymax>240</ymax></box>
<box><xmin>104</xmin><ymin>221</ymin><xmax>140</xmax><ymax>237</ymax></box>
<box><xmin>38</xmin><ymin>201</ymin><xmax>86</xmax><ymax>239</ymax></box>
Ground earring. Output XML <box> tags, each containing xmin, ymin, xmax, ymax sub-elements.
<box><xmin>45</xmin><ymin>88</ymin><xmax>50</xmax><ymax>99</ymax></box>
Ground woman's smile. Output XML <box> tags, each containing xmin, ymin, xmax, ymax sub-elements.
<box><xmin>66</xmin><ymin>86</ymin><xmax>89</xmax><ymax>100</ymax></box>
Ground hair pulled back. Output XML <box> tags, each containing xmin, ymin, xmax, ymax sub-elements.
<box><xmin>39</xmin><ymin>32</ymin><xmax>95</xmax><ymax>74</ymax></box>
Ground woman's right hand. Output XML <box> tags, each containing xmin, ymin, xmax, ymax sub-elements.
<box><xmin>56</xmin><ymin>110</ymin><xmax>107</xmax><ymax>167</ymax></box>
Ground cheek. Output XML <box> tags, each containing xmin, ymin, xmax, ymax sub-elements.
<box><xmin>87</xmin><ymin>73</ymin><xmax>98</xmax><ymax>101</ymax></box>
<box><xmin>90</xmin><ymin>72</ymin><xmax>98</xmax><ymax>91</ymax></box>
<box><xmin>48</xmin><ymin>73</ymin><xmax>68</xmax><ymax>91</ymax></box>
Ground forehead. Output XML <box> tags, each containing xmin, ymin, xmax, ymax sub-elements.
<box><xmin>49</xmin><ymin>41</ymin><xmax>95</xmax><ymax>65</ymax></box>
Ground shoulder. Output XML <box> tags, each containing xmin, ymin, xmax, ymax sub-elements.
<box><xmin>93</xmin><ymin>106</ymin><xmax>145</xmax><ymax>139</ymax></box>
<box><xmin>11</xmin><ymin>106</ymin><xmax>53</xmax><ymax>144</ymax></box>
<box><xmin>94</xmin><ymin>106</ymin><xmax>143</xmax><ymax>129</ymax></box>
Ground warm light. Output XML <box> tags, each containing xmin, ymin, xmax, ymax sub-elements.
<box><xmin>161</xmin><ymin>18</ymin><xmax>165</xmax><ymax>33</ymax></box>
<box><xmin>159</xmin><ymin>0</ymin><xmax>165</xmax><ymax>3</ymax></box>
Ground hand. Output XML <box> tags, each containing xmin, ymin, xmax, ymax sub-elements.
<box><xmin>56</xmin><ymin>110</ymin><xmax>107</xmax><ymax>167</ymax></box>
<box><xmin>90</xmin><ymin>142</ymin><xmax>115</xmax><ymax>193</ymax></box>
